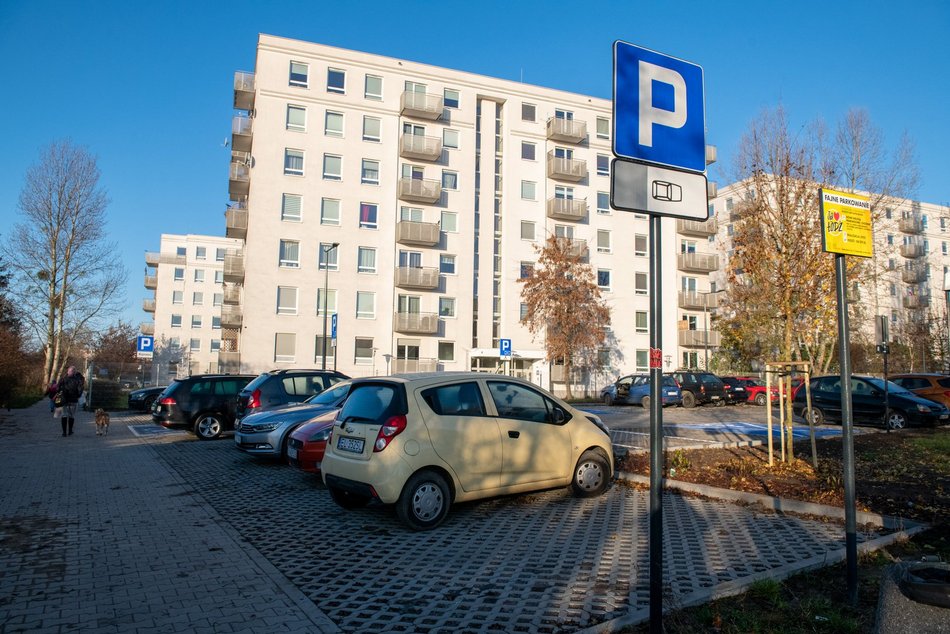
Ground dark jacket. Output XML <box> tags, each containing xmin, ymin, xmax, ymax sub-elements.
<box><xmin>59</xmin><ymin>373</ymin><xmax>85</xmax><ymax>405</ymax></box>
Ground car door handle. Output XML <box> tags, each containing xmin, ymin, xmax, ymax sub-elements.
<box><xmin>508</xmin><ymin>430</ymin><xmax>520</xmax><ymax>439</ymax></box>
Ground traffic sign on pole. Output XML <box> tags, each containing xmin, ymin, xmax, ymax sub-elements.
<box><xmin>136</xmin><ymin>335</ymin><xmax>154</xmax><ymax>359</ymax></box>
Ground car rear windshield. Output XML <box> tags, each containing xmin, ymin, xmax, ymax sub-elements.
<box><xmin>308</xmin><ymin>381</ymin><xmax>351</xmax><ymax>406</ymax></box>
<box><xmin>938</xmin><ymin>378</ymin><xmax>950</xmax><ymax>389</ymax></box>
<box><xmin>337</xmin><ymin>383</ymin><xmax>403</xmax><ymax>423</ymax></box>
<box><xmin>242</xmin><ymin>373</ymin><xmax>272</xmax><ymax>392</ymax></box>
<box><xmin>661</xmin><ymin>376</ymin><xmax>678</xmax><ymax>388</ymax></box>
<box><xmin>700</xmin><ymin>375</ymin><xmax>722</xmax><ymax>385</ymax></box>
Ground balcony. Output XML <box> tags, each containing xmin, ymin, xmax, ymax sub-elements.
<box><xmin>677</xmin><ymin>218</ymin><xmax>719</xmax><ymax>237</ymax></box>
<box><xmin>223</xmin><ymin>250</ymin><xmax>245</xmax><ymax>283</ymax></box>
<box><xmin>546</xmin><ymin>197</ymin><xmax>588</xmax><ymax>222</ymax></box>
<box><xmin>394</xmin><ymin>312</ymin><xmax>439</xmax><ymax>334</ymax></box>
<box><xmin>899</xmin><ymin>214</ymin><xmax>924</xmax><ymax>234</ymax></box>
<box><xmin>678</xmin><ymin>291</ymin><xmax>720</xmax><ymax>311</ymax></box>
<box><xmin>400</xmin><ymin>90</ymin><xmax>444</xmax><ymax>119</ymax></box>
<box><xmin>392</xmin><ymin>357</ymin><xmax>438</xmax><ymax>373</ymax></box>
<box><xmin>140</xmin><ymin>322</ymin><xmax>155</xmax><ymax>336</ymax></box>
<box><xmin>225</xmin><ymin>204</ymin><xmax>248</xmax><ymax>240</ymax></box>
<box><xmin>546</xmin><ymin>117</ymin><xmax>587</xmax><ymax>144</ymax></box>
<box><xmin>229</xmin><ymin>152</ymin><xmax>250</xmax><ymax>198</ymax></box>
<box><xmin>143</xmin><ymin>299</ymin><xmax>155</xmax><ymax>313</ymax></box>
<box><xmin>233</xmin><ymin>71</ymin><xmax>255</xmax><ymax>111</ymax></box>
<box><xmin>398</xmin><ymin>177</ymin><xmax>442</xmax><ymax>204</ymax></box>
<box><xmin>394</xmin><ymin>266</ymin><xmax>440</xmax><ymax>289</ymax></box>
<box><xmin>546</xmin><ymin>151</ymin><xmax>586</xmax><ymax>182</ymax></box>
<box><xmin>223</xmin><ymin>285</ymin><xmax>241</xmax><ymax>305</ymax></box>
<box><xmin>145</xmin><ymin>252</ymin><xmax>186</xmax><ymax>267</ymax></box>
<box><xmin>400</xmin><ymin>133</ymin><xmax>442</xmax><ymax>161</ymax></box>
<box><xmin>144</xmin><ymin>275</ymin><xmax>157</xmax><ymax>290</ymax></box>
<box><xmin>678</xmin><ymin>329</ymin><xmax>721</xmax><ymax>347</ymax></box>
<box><xmin>231</xmin><ymin>116</ymin><xmax>253</xmax><ymax>153</ymax></box>
<box><xmin>903</xmin><ymin>295</ymin><xmax>930</xmax><ymax>309</ymax></box>
<box><xmin>396</xmin><ymin>221</ymin><xmax>441</xmax><ymax>246</ymax></box>
<box><xmin>901</xmin><ymin>264</ymin><xmax>927</xmax><ymax>284</ymax></box>
<box><xmin>677</xmin><ymin>252</ymin><xmax>719</xmax><ymax>273</ymax></box>
<box><xmin>218</xmin><ymin>350</ymin><xmax>241</xmax><ymax>372</ymax></box>
<box><xmin>900</xmin><ymin>242</ymin><xmax>925</xmax><ymax>259</ymax></box>
<box><xmin>220</xmin><ymin>306</ymin><xmax>243</xmax><ymax>328</ymax></box>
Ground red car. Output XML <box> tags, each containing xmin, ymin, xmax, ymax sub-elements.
<box><xmin>727</xmin><ymin>376</ymin><xmax>779</xmax><ymax>406</ymax></box>
<box><xmin>286</xmin><ymin>411</ymin><xmax>336</xmax><ymax>473</ymax></box>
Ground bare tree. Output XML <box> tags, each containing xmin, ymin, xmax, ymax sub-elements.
<box><xmin>4</xmin><ymin>140</ymin><xmax>127</xmax><ymax>385</ymax></box>
<box><xmin>520</xmin><ymin>236</ymin><xmax>611</xmax><ymax>399</ymax></box>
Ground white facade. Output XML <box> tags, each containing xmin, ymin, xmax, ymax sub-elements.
<box><xmin>218</xmin><ymin>34</ymin><xmax>719</xmax><ymax>390</ymax></box>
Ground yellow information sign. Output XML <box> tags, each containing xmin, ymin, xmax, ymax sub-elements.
<box><xmin>819</xmin><ymin>188</ymin><xmax>872</xmax><ymax>258</ymax></box>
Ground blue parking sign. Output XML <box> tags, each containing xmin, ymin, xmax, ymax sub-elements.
<box><xmin>137</xmin><ymin>336</ymin><xmax>153</xmax><ymax>353</ymax></box>
<box><xmin>499</xmin><ymin>339</ymin><xmax>512</xmax><ymax>358</ymax></box>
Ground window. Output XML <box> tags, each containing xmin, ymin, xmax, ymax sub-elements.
<box><xmin>400</xmin><ymin>206</ymin><xmax>423</xmax><ymax>222</ymax></box>
<box><xmin>325</xmin><ymin>111</ymin><xmax>344</xmax><ymax>137</ymax></box>
<box><xmin>889</xmin><ymin>282</ymin><xmax>896</xmax><ymax>297</ymax></box>
<box><xmin>323</xmin><ymin>154</ymin><xmax>342</xmax><ymax>180</ymax></box>
<box><xmin>289</xmin><ymin>61</ymin><xmax>308</xmax><ymax>87</ymax></box>
<box><xmin>321</xmin><ymin>198</ymin><xmax>340</xmax><ymax>225</ymax></box>
<box><xmin>439</xmin><ymin>297</ymin><xmax>456</xmax><ymax>318</ymax></box>
<box><xmin>191</xmin><ymin>315</ymin><xmax>202</xmax><ymax>328</ymax></box>
<box><xmin>943</xmin><ymin>242</ymin><xmax>948</xmax><ymax>256</ymax></box>
<box><xmin>358</xmin><ymin>247</ymin><xmax>377</xmax><ymax>273</ymax></box>
<box><xmin>354</xmin><ymin>337</ymin><xmax>374</xmax><ymax>364</ymax></box>
<box><xmin>279</xmin><ymin>240</ymin><xmax>300</xmax><ymax>268</ymax></box>
<box><xmin>213</xmin><ymin>293</ymin><xmax>223</xmax><ymax>307</ymax></box>
<box><xmin>636</xmin><ymin>350</ymin><xmax>650</xmax><ymax>373</ymax></box>
<box><xmin>212</xmin><ymin>316</ymin><xmax>221</xmax><ymax>329</ymax></box>
<box><xmin>287</xmin><ymin>104</ymin><xmax>306</xmax><ymax>130</ymax></box>
<box><xmin>635</xmin><ymin>272</ymin><xmax>648</xmax><ymax>295</ymax></box>
<box><xmin>174</xmin><ymin>268</ymin><xmax>184</xmax><ymax>281</ymax></box>
<box><xmin>442</xmin><ymin>170</ymin><xmax>458</xmax><ymax>190</ymax></box>
<box><xmin>488</xmin><ymin>381</ymin><xmax>563</xmax><ymax>423</ymax></box>
<box><xmin>438</xmin><ymin>342</ymin><xmax>455</xmax><ymax>362</ymax></box>
<box><xmin>522</xmin><ymin>103</ymin><xmax>536</xmax><ymax>122</ymax></box>
<box><xmin>520</xmin><ymin>303</ymin><xmax>529</xmax><ymax>321</ymax></box>
<box><xmin>359</xmin><ymin>202</ymin><xmax>378</xmax><ymax>229</ymax></box>
<box><xmin>440</xmin><ymin>211</ymin><xmax>457</xmax><ymax>233</ymax></box>
<box><xmin>597</xmin><ymin>154</ymin><xmax>609</xmax><ymax>176</ymax></box>
<box><xmin>172</xmin><ymin>290</ymin><xmax>183</xmax><ymax>305</ymax></box>
<box><xmin>317</xmin><ymin>288</ymin><xmax>337</xmax><ymax>316</ymax></box>
<box><xmin>555</xmin><ymin>109</ymin><xmax>574</xmax><ymax>121</ymax></box>
<box><xmin>215</xmin><ymin>269</ymin><xmax>224</xmax><ymax>284</ymax></box>
<box><xmin>444</xmin><ymin>88</ymin><xmax>459</xmax><ymax>109</ymax></box>
<box><xmin>327</xmin><ymin>68</ymin><xmax>345</xmax><ymax>94</ymax></box>
<box><xmin>887</xmin><ymin>234</ymin><xmax>894</xmax><ymax>245</ymax></box>
<box><xmin>356</xmin><ymin>292</ymin><xmax>375</xmax><ymax>319</ymax></box>
<box><xmin>520</xmin><ymin>261</ymin><xmax>534</xmax><ymax>279</ymax></box>
<box><xmin>635</xmin><ymin>234</ymin><xmax>648</xmax><ymax>257</ymax></box>
<box><xmin>215</xmin><ymin>248</ymin><xmax>226</xmax><ymax>262</ymax></box>
<box><xmin>361</xmin><ymin>159</ymin><xmax>380</xmax><ymax>185</ymax></box>
<box><xmin>176</xmin><ymin>246</ymin><xmax>186</xmax><ymax>257</ymax></box>
<box><xmin>171</xmin><ymin>314</ymin><xmax>182</xmax><ymax>328</ymax></box>
<box><xmin>443</xmin><ymin>128</ymin><xmax>459</xmax><ymax>149</ymax></box>
<box><xmin>597</xmin><ymin>230</ymin><xmax>611</xmax><ymax>253</ymax></box>
<box><xmin>521</xmin><ymin>180</ymin><xmax>536</xmax><ymax>200</ymax></box>
<box><xmin>190</xmin><ymin>338</ymin><xmax>200</xmax><ymax>352</ymax></box>
<box><xmin>364</xmin><ymin>74</ymin><xmax>382</xmax><ymax>100</ymax></box>
<box><xmin>277</xmin><ymin>286</ymin><xmax>298</xmax><ymax>315</ymax></box>
<box><xmin>521</xmin><ymin>221</ymin><xmax>535</xmax><ymax>241</ymax></box>
<box><xmin>635</xmin><ymin>311</ymin><xmax>648</xmax><ymax>334</ymax></box>
<box><xmin>440</xmin><ymin>254</ymin><xmax>456</xmax><ymax>274</ymax></box>
<box><xmin>596</xmin><ymin>117</ymin><xmax>610</xmax><ymax>139</ymax></box>
<box><xmin>318</xmin><ymin>243</ymin><xmax>339</xmax><ymax>271</ymax></box>
<box><xmin>210</xmin><ymin>340</ymin><xmax>221</xmax><ymax>352</ymax></box>
<box><xmin>275</xmin><ymin>333</ymin><xmax>296</xmax><ymax>362</ymax></box>
<box><xmin>597</xmin><ymin>192</ymin><xmax>610</xmax><ymax>214</ymax></box>
<box><xmin>521</xmin><ymin>142</ymin><xmax>536</xmax><ymax>161</ymax></box>
<box><xmin>597</xmin><ymin>269</ymin><xmax>611</xmax><ymax>290</ymax></box>
<box><xmin>282</xmin><ymin>193</ymin><xmax>302</xmax><ymax>222</ymax></box>
<box><xmin>362</xmin><ymin>116</ymin><xmax>381</xmax><ymax>142</ymax></box>
<box><xmin>284</xmin><ymin>149</ymin><xmax>304</xmax><ymax>176</ymax></box>
<box><xmin>194</xmin><ymin>269</ymin><xmax>205</xmax><ymax>283</ymax></box>
<box><xmin>192</xmin><ymin>292</ymin><xmax>203</xmax><ymax>306</ymax></box>
<box><xmin>195</xmin><ymin>246</ymin><xmax>206</xmax><ymax>260</ymax></box>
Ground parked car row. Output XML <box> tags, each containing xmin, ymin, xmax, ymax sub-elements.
<box><xmin>600</xmin><ymin>371</ymin><xmax>733</xmax><ymax>409</ymax></box>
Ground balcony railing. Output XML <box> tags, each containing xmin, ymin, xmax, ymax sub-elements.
<box><xmin>900</xmin><ymin>242</ymin><xmax>925</xmax><ymax>258</ymax></box>
<box><xmin>903</xmin><ymin>295</ymin><xmax>930</xmax><ymax>309</ymax></box>
<box><xmin>233</xmin><ymin>71</ymin><xmax>255</xmax><ymax>111</ymax></box>
<box><xmin>546</xmin><ymin>151</ymin><xmax>586</xmax><ymax>182</ymax></box>
<box><xmin>678</xmin><ymin>329</ymin><xmax>721</xmax><ymax>347</ymax></box>
<box><xmin>394</xmin><ymin>312</ymin><xmax>439</xmax><ymax>334</ymax></box>
<box><xmin>400</xmin><ymin>91</ymin><xmax>444</xmax><ymax>119</ymax></box>
<box><xmin>397</xmin><ymin>177</ymin><xmax>442</xmax><ymax>204</ymax></box>
<box><xmin>677</xmin><ymin>252</ymin><xmax>719</xmax><ymax>273</ymax></box>
<box><xmin>225</xmin><ymin>205</ymin><xmax>248</xmax><ymax>240</ymax></box>
<box><xmin>223</xmin><ymin>286</ymin><xmax>241</xmax><ymax>305</ymax></box>
<box><xmin>677</xmin><ymin>218</ymin><xmax>719</xmax><ymax>237</ymax></box>
<box><xmin>678</xmin><ymin>291</ymin><xmax>720</xmax><ymax>311</ymax></box>
<box><xmin>218</xmin><ymin>351</ymin><xmax>241</xmax><ymax>372</ymax></box>
<box><xmin>901</xmin><ymin>264</ymin><xmax>927</xmax><ymax>284</ymax></box>
<box><xmin>145</xmin><ymin>252</ymin><xmax>186</xmax><ymax>267</ymax></box>
<box><xmin>899</xmin><ymin>214</ymin><xmax>925</xmax><ymax>234</ymax></box>
<box><xmin>229</xmin><ymin>152</ymin><xmax>250</xmax><ymax>198</ymax></box>
<box><xmin>558</xmin><ymin>238</ymin><xmax>589</xmax><ymax>260</ymax></box>
<box><xmin>143</xmin><ymin>299</ymin><xmax>155</xmax><ymax>313</ymax></box>
<box><xmin>396</xmin><ymin>221</ymin><xmax>441</xmax><ymax>246</ymax></box>
<box><xmin>546</xmin><ymin>197</ymin><xmax>588</xmax><ymax>222</ymax></box>
<box><xmin>144</xmin><ymin>275</ymin><xmax>157</xmax><ymax>290</ymax></box>
<box><xmin>223</xmin><ymin>250</ymin><xmax>245</xmax><ymax>283</ymax></box>
<box><xmin>400</xmin><ymin>134</ymin><xmax>442</xmax><ymax>161</ymax></box>
<box><xmin>546</xmin><ymin>117</ymin><xmax>587</xmax><ymax>143</ymax></box>
<box><xmin>140</xmin><ymin>322</ymin><xmax>155</xmax><ymax>336</ymax></box>
<box><xmin>220</xmin><ymin>306</ymin><xmax>243</xmax><ymax>328</ymax></box>
<box><xmin>231</xmin><ymin>116</ymin><xmax>253</xmax><ymax>153</ymax></box>
<box><xmin>392</xmin><ymin>358</ymin><xmax>438</xmax><ymax>373</ymax></box>
<box><xmin>394</xmin><ymin>266</ymin><xmax>440</xmax><ymax>289</ymax></box>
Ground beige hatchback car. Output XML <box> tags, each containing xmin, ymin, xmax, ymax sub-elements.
<box><xmin>322</xmin><ymin>373</ymin><xmax>614</xmax><ymax>530</ymax></box>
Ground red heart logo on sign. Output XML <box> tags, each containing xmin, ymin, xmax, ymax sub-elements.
<box><xmin>833</xmin><ymin>212</ymin><xmax>840</xmax><ymax>221</ymax></box>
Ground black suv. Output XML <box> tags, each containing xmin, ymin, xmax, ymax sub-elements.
<box><xmin>235</xmin><ymin>369</ymin><xmax>349</xmax><ymax>420</ymax></box>
<box><xmin>152</xmin><ymin>374</ymin><xmax>255</xmax><ymax>440</ymax></box>
<box><xmin>668</xmin><ymin>370</ymin><xmax>726</xmax><ymax>408</ymax></box>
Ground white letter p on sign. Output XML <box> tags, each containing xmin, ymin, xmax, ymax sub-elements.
<box><xmin>638</xmin><ymin>60</ymin><xmax>687</xmax><ymax>148</ymax></box>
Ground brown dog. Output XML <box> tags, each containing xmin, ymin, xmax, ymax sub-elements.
<box><xmin>95</xmin><ymin>408</ymin><xmax>110</xmax><ymax>436</ymax></box>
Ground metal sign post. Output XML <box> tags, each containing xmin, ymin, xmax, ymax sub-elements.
<box><xmin>647</xmin><ymin>215</ymin><xmax>664</xmax><ymax>628</ymax></box>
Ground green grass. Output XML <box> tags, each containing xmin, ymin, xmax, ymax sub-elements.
<box><xmin>8</xmin><ymin>389</ymin><xmax>44</xmax><ymax>409</ymax></box>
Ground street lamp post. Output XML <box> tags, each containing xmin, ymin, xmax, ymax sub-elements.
<box><xmin>320</xmin><ymin>242</ymin><xmax>340</xmax><ymax>370</ymax></box>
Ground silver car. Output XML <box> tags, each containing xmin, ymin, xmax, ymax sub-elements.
<box><xmin>234</xmin><ymin>381</ymin><xmax>351</xmax><ymax>459</ymax></box>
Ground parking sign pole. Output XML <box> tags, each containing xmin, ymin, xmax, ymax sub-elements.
<box><xmin>648</xmin><ymin>214</ymin><xmax>663</xmax><ymax>631</ymax></box>
<box><xmin>835</xmin><ymin>254</ymin><xmax>858</xmax><ymax>604</ymax></box>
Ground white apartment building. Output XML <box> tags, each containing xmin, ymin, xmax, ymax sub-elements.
<box><xmin>143</xmin><ymin>233</ymin><xmax>245</xmax><ymax>379</ymax></box>
<box><xmin>218</xmin><ymin>34</ymin><xmax>720</xmax><ymax>390</ymax></box>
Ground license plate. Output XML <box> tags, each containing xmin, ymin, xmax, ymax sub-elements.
<box><xmin>735</xmin><ymin>388</ymin><xmax>745</xmax><ymax>392</ymax></box>
<box><xmin>337</xmin><ymin>436</ymin><xmax>365</xmax><ymax>454</ymax></box>
<box><xmin>941</xmin><ymin>414</ymin><xmax>948</xmax><ymax>420</ymax></box>
<box><xmin>711</xmin><ymin>395</ymin><xmax>721</xmax><ymax>400</ymax></box>
<box><xmin>287</xmin><ymin>446</ymin><xmax>298</xmax><ymax>459</ymax></box>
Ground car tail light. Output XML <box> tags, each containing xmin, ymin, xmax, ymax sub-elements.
<box><xmin>248</xmin><ymin>388</ymin><xmax>261</xmax><ymax>409</ymax></box>
<box><xmin>373</xmin><ymin>415</ymin><xmax>407</xmax><ymax>452</ymax></box>
<box><xmin>159</xmin><ymin>397</ymin><xmax>176</xmax><ymax>406</ymax></box>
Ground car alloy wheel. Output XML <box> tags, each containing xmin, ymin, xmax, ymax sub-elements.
<box><xmin>194</xmin><ymin>414</ymin><xmax>224</xmax><ymax>440</ymax></box>
<box><xmin>754</xmin><ymin>393</ymin><xmax>767</xmax><ymax>406</ymax></box>
<box><xmin>803</xmin><ymin>407</ymin><xmax>824</xmax><ymax>426</ymax></box>
<box><xmin>572</xmin><ymin>449</ymin><xmax>610</xmax><ymax>497</ymax></box>
<box><xmin>886</xmin><ymin>409</ymin><xmax>907</xmax><ymax>430</ymax></box>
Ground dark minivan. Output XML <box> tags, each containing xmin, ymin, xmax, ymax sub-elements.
<box><xmin>235</xmin><ymin>369</ymin><xmax>349</xmax><ymax>420</ymax></box>
<box><xmin>152</xmin><ymin>374</ymin><xmax>255</xmax><ymax>440</ymax></box>
<box><xmin>668</xmin><ymin>371</ymin><xmax>726</xmax><ymax>408</ymax></box>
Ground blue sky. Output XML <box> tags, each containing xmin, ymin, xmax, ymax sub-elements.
<box><xmin>1</xmin><ymin>0</ymin><xmax>948</xmax><ymax>327</ymax></box>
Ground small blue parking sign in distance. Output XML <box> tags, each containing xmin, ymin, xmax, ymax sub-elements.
<box><xmin>137</xmin><ymin>336</ymin><xmax>153</xmax><ymax>353</ymax></box>
<box><xmin>613</xmin><ymin>41</ymin><xmax>706</xmax><ymax>173</ymax></box>
<box><xmin>499</xmin><ymin>339</ymin><xmax>512</xmax><ymax>359</ymax></box>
